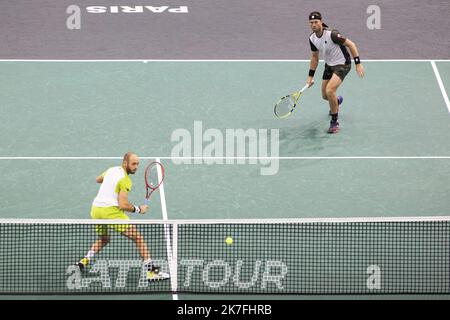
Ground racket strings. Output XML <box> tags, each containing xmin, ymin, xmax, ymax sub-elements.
<box><xmin>148</xmin><ymin>166</ymin><xmax>160</xmax><ymax>187</ymax></box>
<box><xmin>275</xmin><ymin>95</ymin><xmax>296</xmax><ymax>118</ymax></box>
<box><xmin>274</xmin><ymin>82</ymin><xmax>311</xmax><ymax>119</ymax></box>
<box><xmin>146</xmin><ymin>163</ymin><xmax>164</xmax><ymax>189</ymax></box>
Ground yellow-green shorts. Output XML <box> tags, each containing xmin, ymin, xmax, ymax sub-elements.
<box><xmin>90</xmin><ymin>206</ymin><xmax>130</xmax><ymax>235</ymax></box>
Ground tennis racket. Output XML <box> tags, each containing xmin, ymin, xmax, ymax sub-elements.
<box><xmin>144</xmin><ymin>161</ymin><xmax>165</xmax><ymax>205</ymax></box>
<box><xmin>274</xmin><ymin>81</ymin><xmax>314</xmax><ymax>119</ymax></box>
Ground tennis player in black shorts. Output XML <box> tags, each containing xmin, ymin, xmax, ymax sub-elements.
<box><xmin>306</xmin><ymin>11</ymin><xmax>365</xmax><ymax>133</ymax></box>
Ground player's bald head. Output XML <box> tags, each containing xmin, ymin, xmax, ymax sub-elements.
<box><xmin>123</xmin><ymin>152</ymin><xmax>140</xmax><ymax>174</ymax></box>
<box><xmin>123</xmin><ymin>152</ymin><xmax>138</xmax><ymax>163</ymax></box>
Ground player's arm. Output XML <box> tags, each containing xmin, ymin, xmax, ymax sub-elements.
<box><xmin>343</xmin><ymin>39</ymin><xmax>365</xmax><ymax>78</ymax></box>
<box><xmin>307</xmin><ymin>40</ymin><xmax>319</xmax><ymax>86</ymax></box>
<box><xmin>118</xmin><ymin>190</ymin><xmax>147</xmax><ymax>214</ymax></box>
<box><xmin>96</xmin><ymin>171</ymin><xmax>107</xmax><ymax>183</ymax></box>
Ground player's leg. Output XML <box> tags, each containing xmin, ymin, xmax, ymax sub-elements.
<box><xmin>323</xmin><ymin>65</ymin><xmax>345</xmax><ymax>116</ymax></box>
<box><xmin>326</xmin><ymin>74</ymin><xmax>343</xmax><ymax>115</ymax></box>
<box><xmin>322</xmin><ymin>79</ymin><xmax>329</xmax><ymax>101</ymax></box>
<box><xmin>76</xmin><ymin>206</ymin><xmax>112</xmax><ymax>270</ymax></box>
<box><xmin>322</xmin><ymin>64</ymin><xmax>332</xmax><ymax>102</ymax></box>
<box><xmin>323</xmin><ymin>78</ymin><xmax>344</xmax><ymax>115</ymax></box>
<box><xmin>122</xmin><ymin>224</ymin><xmax>150</xmax><ymax>261</ymax></box>
<box><xmin>77</xmin><ymin>235</ymin><xmax>110</xmax><ymax>270</ymax></box>
<box><xmin>326</xmin><ymin>64</ymin><xmax>351</xmax><ymax>133</ymax></box>
<box><xmin>326</xmin><ymin>73</ymin><xmax>343</xmax><ymax>133</ymax></box>
<box><xmin>323</xmin><ymin>64</ymin><xmax>342</xmax><ymax>115</ymax></box>
<box><xmin>122</xmin><ymin>225</ymin><xmax>170</xmax><ymax>281</ymax></box>
<box><xmin>91</xmin><ymin>235</ymin><xmax>111</xmax><ymax>252</ymax></box>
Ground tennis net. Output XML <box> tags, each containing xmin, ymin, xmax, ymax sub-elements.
<box><xmin>0</xmin><ymin>217</ymin><xmax>449</xmax><ymax>295</ymax></box>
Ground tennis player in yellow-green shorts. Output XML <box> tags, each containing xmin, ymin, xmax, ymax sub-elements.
<box><xmin>76</xmin><ymin>152</ymin><xmax>169</xmax><ymax>281</ymax></box>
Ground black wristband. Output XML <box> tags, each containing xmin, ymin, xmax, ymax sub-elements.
<box><xmin>308</xmin><ymin>69</ymin><xmax>316</xmax><ymax>77</ymax></box>
<box><xmin>354</xmin><ymin>56</ymin><xmax>361</xmax><ymax>64</ymax></box>
<box><xmin>133</xmin><ymin>205</ymin><xmax>141</xmax><ymax>214</ymax></box>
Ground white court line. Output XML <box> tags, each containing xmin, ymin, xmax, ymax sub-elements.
<box><xmin>431</xmin><ymin>61</ymin><xmax>450</xmax><ymax>114</ymax></box>
<box><xmin>0</xmin><ymin>59</ymin><xmax>449</xmax><ymax>62</ymax></box>
<box><xmin>155</xmin><ymin>158</ymin><xmax>178</xmax><ymax>300</ymax></box>
<box><xmin>3</xmin><ymin>216</ymin><xmax>450</xmax><ymax>224</ymax></box>
<box><xmin>1</xmin><ymin>156</ymin><xmax>450</xmax><ymax>160</ymax></box>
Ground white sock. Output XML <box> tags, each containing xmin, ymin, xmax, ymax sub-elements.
<box><xmin>85</xmin><ymin>250</ymin><xmax>95</xmax><ymax>260</ymax></box>
<box><xmin>143</xmin><ymin>259</ymin><xmax>153</xmax><ymax>268</ymax></box>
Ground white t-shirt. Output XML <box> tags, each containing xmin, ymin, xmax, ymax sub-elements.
<box><xmin>309</xmin><ymin>28</ymin><xmax>351</xmax><ymax>66</ymax></box>
<box><xmin>92</xmin><ymin>166</ymin><xmax>132</xmax><ymax>207</ymax></box>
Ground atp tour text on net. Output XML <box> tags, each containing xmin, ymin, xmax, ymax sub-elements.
<box><xmin>171</xmin><ymin>121</ymin><xmax>279</xmax><ymax>175</ymax></box>
<box><xmin>65</xmin><ymin>259</ymin><xmax>288</xmax><ymax>290</ymax></box>
<box><xmin>65</xmin><ymin>259</ymin><xmax>382</xmax><ymax>291</ymax></box>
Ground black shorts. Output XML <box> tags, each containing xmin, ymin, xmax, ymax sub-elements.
<box><xmin>323</xmin><ymin>63</ymin><xmax>351</xmax><ymax>81</ymax></box>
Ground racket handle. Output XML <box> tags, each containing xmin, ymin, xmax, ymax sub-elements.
<box><xmin>144</xmin><ymin>198</ymin><xmax>149</xmax><ymax>205</ymax></box>
<box><xmin>300</xmin><ymin>83</ymin><xmax>311</xmax><ymax>93</ymax></box>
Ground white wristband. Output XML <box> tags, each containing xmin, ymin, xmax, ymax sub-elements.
<box><xmin>134</xmin><ymin>205</ymin><xmax>141</xmax><ymax>214</ymax></box>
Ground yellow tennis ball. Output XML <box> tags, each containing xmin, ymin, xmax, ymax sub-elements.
<box><xmin>225</xmin><ymin>237</ymin><xmax>233</xmax><ymax>245</ymax></box>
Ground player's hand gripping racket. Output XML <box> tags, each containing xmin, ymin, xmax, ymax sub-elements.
<box><xmin>144</xmin><ymin>161</ymin><xmax>165</xmax><ymax>205</ymax></box>
<box><xmin>274</xmin><ymin>81</ymin><xmax>314</xmax><ymax>119</ymax></box>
